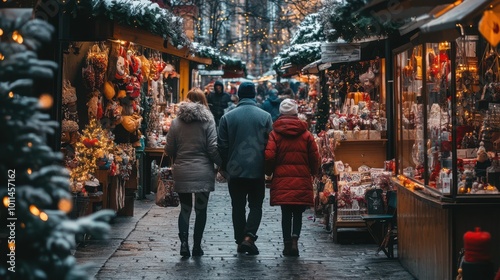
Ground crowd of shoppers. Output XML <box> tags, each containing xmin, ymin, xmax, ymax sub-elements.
<box><xmin>165</xmin><ymin>80</ymin><xmax>319</xmax><ymax>257</ymax></box>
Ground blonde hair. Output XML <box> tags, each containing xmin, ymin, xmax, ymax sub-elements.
<box><xmin>186</xmin><ymin>88</ymin><xmax>208</xmax><ymax>107</ymax></box>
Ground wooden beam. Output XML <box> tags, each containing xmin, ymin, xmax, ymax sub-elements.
<box><xmin>113</xmin><ymin>24</ymin><xmax>212</xmax><ymax>65</ymax></box>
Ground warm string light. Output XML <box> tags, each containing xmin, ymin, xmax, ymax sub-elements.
<box><xmin>12</xmin><ymin>31</ymin><xmax>23</xmax><ymax>44</ymax></box>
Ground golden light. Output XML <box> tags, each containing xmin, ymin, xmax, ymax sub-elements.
<box><xmin>27</xmin><ymin>142</ymin><xmax>32</xmax><ymax>148</ymax></box>
<box><xmin>38</xmin><ymin>93</ymin><xmax>54</xmax><ymax>109</ymax></box>
<box><xmin>0</xmin><ymin>52</ymin><xmax>4</xmax><ymax>61</ymax></box>
<box><xmin>8</xmin><ymin>91</ymin><xmax>14</xmax><ymax>98</ymax></box>
<box><xmin>3</xmin><ymin>197</ymin><xmax>10</xmax><ymax>207</ymax></box>
<box><xmin>0</xmin><ymin>28</ymin><xmax>3</xmax><ymax>36</ymax></box>
<box><xmin>29</xmin><ymin>205</ymin><xmax>41</xmax><ymax>216</ymax></box>
<box><xmin>8</xmin><ymin>242</ymin><xmax>14</xmax><ymax>250</ymax></box>
<box><xmin>58</xmin><ymin>198</ymin><xmax>73</xmax><ymax>213</ymax></box>
<box><xmin>40</xmin><ymin>212</ymin><xmax>48</xmax><ymax>221</ymax></box>
<box><xmin>27</xmin><ymin>168</ymin><xmax>32</xmax><ymax>175</ymax></box>
<box><xmin>12</xmin><ymin>31</ymin><xmax>23</xmax><ymax>44</ymax></box>
<box><xmin>20</xmin><ymin>223</ymin><xmax>25</xmax><ymax>229</ymax></box>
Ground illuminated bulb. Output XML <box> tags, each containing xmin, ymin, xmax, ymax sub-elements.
<box><xmin>29</xmin><ymin>205</ymin><xmax>41</xmax><ymax>216</ymax></box>
<box><xmin>38</xmin><ymin>93</ymin><xmax>53</xmax><ymax>109</ymax></box>
<box><xmin>12</xmin><ymin>31</ymin><xmax>23</xmax><ymax>44</ymax></box>
<box><xmin>27</xmin><ymin>142</ymin><xmax>32</xmax><ymax>148</ymax></box>
<box><xmin>3</xmin><ymin>197</ymin><xmax>9</xmax><ymax>207</ymax></box>
<box><xmin>0</xmin><ymin>52</ymin><xmax>4</xmax><ymax>60</ymax></box>
<box><xmin>58</xmin><ymin>198</ymin><xmax>72</xmax><ymax>213</ymax></box>
<box><xmin>8</xmin><ymin>91</ymin><xmax>14</xmax><ymax>98</ymax></box>
<box><xmin>27</xmin><ymin>168</ymin><xmax>32</xmax><ymax>175</ymax></box>
<box><xmin>40</xmin><ymin>212</ymin><xmax>48</xmax><ymax>221</ymax></box>
<box><xmin>0</xmin><ymin>29</ymin><xmax>3</xmax><ymax>36</ymax></box>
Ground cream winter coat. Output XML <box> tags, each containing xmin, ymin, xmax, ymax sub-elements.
<box><xmin>165</xmin><ymin>102</ymin><xmax>222</xmax><ymax>193</ymax></box>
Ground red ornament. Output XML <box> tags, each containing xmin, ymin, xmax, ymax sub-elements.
<box><xmin>464</xmin><ymin>227</ymin><xmax>491</xmax><ymax>262</ymax></box>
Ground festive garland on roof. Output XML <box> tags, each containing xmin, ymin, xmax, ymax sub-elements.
<box><xmin>290</xmin><ymin>13</ymin><xmax>326</xmax><ymax>45</ymax></box>
<box><xmin>90</xmin><ymin>0</ymin><xmax>191</xmax><ymax>49</ymax></box>
<box><xmin>271</xmin><ymin>42</ymin><xmax>322</xmax><ymax>73</ymax></box>
<box><xmin>192</xmin><ymin>42</ymin><xmax>247</xmax><ymax>74</ymax></box>
<box><xmin>192</xmin><ymin>43</ymin><xmax>224</xmax><ymax>66</ymax></box>
<box><xmin>319</xmin><ymin>0</ymin><xmax>404</xmax><ymax>43</ymax></box>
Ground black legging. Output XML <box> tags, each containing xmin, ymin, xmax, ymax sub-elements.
<box><xmin>178</xmin><ymin>192</ymin><xmax>210</xmax><ymax>245</ymax></box>
<box><xmin>281</xmin><ymin>205</ymin><xmax>307</xmax><ymax>241</ymax></box>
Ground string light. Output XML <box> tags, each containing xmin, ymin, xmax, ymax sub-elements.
<box><xmin>58</xmin><ymin>198</ymin><xmax>73</xmax><ymax>213</ymax></box>
<box><xmin>29</xmin><ymin>204</ymin><xmax>41</xmax><ymax>216</ymax></box>
<box><xmin>38</xmin><ymin>93</ymin><xmax>53</xmax><ymax>109</ymax></box>
<box><xmin>3</xmin><ymin>197</ymin><xmax>9</xmax><ymax>207</ymax></box>
<box><xmin>12</xmin><ymin>31</ymin><xmax>23</xmax><ymax>44</ymax></box>
<box><xmin>27</xmin><ymin>168</ymin><xmax>32</xmax><ymax>175</ymax></box>
<box><xmin>40</xmin><ymin>212</ymin><xmax>48</xmax><ymax>221</ymax></box>
<box><xmin>8</xmin><ymin>91</ymin><xmax>14</xmax><ymax>98</ymax></box>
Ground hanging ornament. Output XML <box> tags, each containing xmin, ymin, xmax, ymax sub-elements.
<box><xmin>479</xmin><ymin>10</ymin><xmax>500</xmax><ymax>47</ymax></box>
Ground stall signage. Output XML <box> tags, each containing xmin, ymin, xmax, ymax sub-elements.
<box><xmin>321</xmin><ymin>43</ymin><xmax>361</xmax><ymax>63</ymax></box>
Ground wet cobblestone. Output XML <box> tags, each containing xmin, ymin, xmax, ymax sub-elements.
<box><xmin>75</xmin><ymin>183</ymin><xmax>416</xmax><ymax>280</ymax></box>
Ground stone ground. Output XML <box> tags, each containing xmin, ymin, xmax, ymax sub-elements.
<box><xmin>75</xmin><ymin>182</ymin><xmax>416</xmax><ymax>280</ymax></box>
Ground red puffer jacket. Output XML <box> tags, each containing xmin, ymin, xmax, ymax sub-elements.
<box><xmin>265</xmin><ymin>115</ymin><xmax>320</xmax><ymax>206</ymax></box>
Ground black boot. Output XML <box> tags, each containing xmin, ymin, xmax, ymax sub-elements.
<box><xmin>282</xmin><ymin>240</ymin><xmax>292</xmax><ymax>256</ymax></box>
<box><xmin>290</xmin><ymin>235</ymin><xmax>299</xmax><ymax>256</ymax></box>
<box><xmin>192</xmin><ymin>233</ymin><xmax>204</xmax><ymax>256</ymax></box>
<box><xmin>179</xmin><ymin>232</ymin><xmax>190</xmax><ymax>257</ymax></box>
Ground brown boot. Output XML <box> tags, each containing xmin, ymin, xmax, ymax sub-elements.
<box><xmin>283</xmin><ymin>240</ymin><xmax>292</xmax><ymax>256</ymax></box>
<box><xmin>290</xmin><ymin>235</ymin><xmax>299</xmax><ymax>256</ymax></box>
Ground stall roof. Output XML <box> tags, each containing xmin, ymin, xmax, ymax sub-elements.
<box><xmin>302</xmin><ymin>59</ymin><xmax>332</xmax><ymax>74</ymax></box>
<box><xmin>420</xmin><ymin>0</ymin><xmax>496</xmax><ymax>34</ymax></box>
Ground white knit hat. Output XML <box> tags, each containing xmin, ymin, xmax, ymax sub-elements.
<box><xmin>279</xmin><ymin>98</ymin><xmax>298</xmax><ymax>115</ymax></box>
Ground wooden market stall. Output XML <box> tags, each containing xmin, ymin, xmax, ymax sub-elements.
<box><xmin>51</xmin><ymin>1</ymin><xmax>211</xmax><ymax>216</ymax></box>
<box><xmin>389</xmin><ymin>0</ymin><xmax>500</xmax><ymax>278</ymax></box>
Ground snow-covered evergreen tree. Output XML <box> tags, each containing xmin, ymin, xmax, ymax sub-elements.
<box><xmin>0</xmin><ymin>9</ymin><xmax>114</xmax><ymax>280</ymax></box>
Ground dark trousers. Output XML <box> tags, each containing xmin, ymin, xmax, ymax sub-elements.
<box><xmin>228</xmin><ymin>177</ymin><xmax>265</xmax><ymax>244</ymax></box>
<box><xmin>178</xmin><ymin>192</ymin><xmax>210</xmax><ymax>245</ymax></box>
<box><xmin>280</xmin><ymin>205</ymin><xmax>307</xmax><ymax>241</ymax></box>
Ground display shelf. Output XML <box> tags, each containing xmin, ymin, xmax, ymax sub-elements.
<box><xmin>334</xmin><ymin>139</ymin><xmax>387</xmax><ymax>170</ymax></box>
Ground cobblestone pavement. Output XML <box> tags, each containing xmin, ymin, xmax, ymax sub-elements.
<box><xmin>75</xmin><ymin>183</ymin><xmax>416</xmax><ymax>280</ymax></box>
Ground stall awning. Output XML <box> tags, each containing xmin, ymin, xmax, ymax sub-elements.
<box><xmin>359</xmin><ymin>0</ymin><xmax>457</xmax><ymax>21</ymax></box>
<box><xmin>420</xmin><ymin>0</ymin><xmax>495</xmax><ymax>34</ymax></box>
<box><xmin>301</xmin><ymin>59</ymin><xmax>332</xmax><ymax>75</ymax></box>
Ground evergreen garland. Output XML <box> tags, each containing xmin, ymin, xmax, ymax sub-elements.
<box><xmin>271</xmin><ymin>42</ymin><xmax>322</xmax><ymax>74</ymax></box>
<box><xmin>320</xmin><ymin>0</ymin><xmax>404</xmax><ymax>43</ymax></box>
<box><xmin>290</xmin><ymin>13</ymin><xmax>325</xmax><ymax>46</ymax></box>
<box><xmin>89</xmin><ymin>0</ymin><xmax>191</xmax><ymax>49</ymax></box>
<box><xmin>0</xmin><ymin>10</ymin><xmax>114</xmax><ymax>280</ymax></box>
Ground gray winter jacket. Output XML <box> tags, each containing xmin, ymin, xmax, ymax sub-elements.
<box><xmin>218</xmin><ymin>98</ymin><xmax>273</xmax><ymax>179</ymax></box>
<box><xmin>165</xmin><ymin>102</ymin><xmax>222</xmax><ymax>193</ymax></box>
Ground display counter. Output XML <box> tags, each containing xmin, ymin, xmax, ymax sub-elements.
<box><xmin>334</xmin><ymin>139</ymin><xmax>387</xmax><ymax>170</ymax></box>
<box><xmin>395</xmin><ymin>181</ymin><xmax>500</xmax><ymax>279</ymax></box>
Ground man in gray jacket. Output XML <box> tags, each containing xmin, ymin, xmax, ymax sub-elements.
<box><xmin>218</xmin><ymin>82</ymin><xmax>273</xmax><ymax>255</ymax></box>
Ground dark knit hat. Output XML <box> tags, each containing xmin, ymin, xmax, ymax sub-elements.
<box><xmin>238</xmin><ymin>82</ymin><xmax>256</xmax><ymax>99</ymax></box>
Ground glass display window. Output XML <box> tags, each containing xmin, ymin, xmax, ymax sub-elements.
<box><xmin>395</xmin><ymin>32</ymin><xmax>500</xmax><ymax>200</ymax></box>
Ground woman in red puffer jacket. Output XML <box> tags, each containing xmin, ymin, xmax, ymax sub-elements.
<box><xmin>265</xmin><ymin>98</ymin><xmax>320</xmax><ymax>257</ymax></box>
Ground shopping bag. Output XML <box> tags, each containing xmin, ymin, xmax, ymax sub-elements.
<box><xmin>155</xmin><ymin>178</ymin><xmax>179</xmax><ymax>207</ymax></box>
<box><xmin>155</xmin><ymin>152</ymin><xmax>179</xmax><ymax>207</ymax></box>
